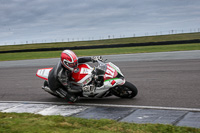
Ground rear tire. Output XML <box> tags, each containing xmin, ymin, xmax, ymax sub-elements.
<box><xmin>111</xmin><ymin>81</ymin><xmax>138</xmax><ymax>98</ymax></box>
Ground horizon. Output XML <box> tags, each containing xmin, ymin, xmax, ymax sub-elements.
<box><xmin>1</xmin><ymin>0</ymin><xmax>200</xmax><ymax>46</ymax></box>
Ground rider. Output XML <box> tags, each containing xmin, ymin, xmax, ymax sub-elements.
<box><xmin>45</xmin><ymin>49</ymin><xmax>103</xmax><ymax>102</ymax></box>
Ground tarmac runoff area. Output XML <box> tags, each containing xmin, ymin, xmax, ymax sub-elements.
<box><xmin>0</xmin><ymin>101</ymin><xmax>200</xmax><ymax>129</ymax></box>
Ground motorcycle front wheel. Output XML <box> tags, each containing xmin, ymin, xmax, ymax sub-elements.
<box><xmin>111</xmin><ymin>81</ymin><xmax>138</xmax><ymax>98</ymax></box>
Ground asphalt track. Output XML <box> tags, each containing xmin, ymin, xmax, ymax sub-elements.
<box><xmin>0</xmin><ymin>50</ymin><xmax>200</xmax><ymax>109</ymax></box>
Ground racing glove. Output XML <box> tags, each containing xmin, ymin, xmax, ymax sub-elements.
<box><xmin>92</xmin><ymin>56</ymin><xmax>103</xmax><ymax>62</ymax></box>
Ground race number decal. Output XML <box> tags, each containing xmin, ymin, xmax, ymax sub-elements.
<box><xmin>104</xmin><ymin>65</ymin><xmax>117</xmax><ymax>80</ymax></box>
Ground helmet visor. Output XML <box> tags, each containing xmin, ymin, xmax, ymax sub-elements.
<box><xmin>64</xmin><ymin>60</ymin><xmax>78</xmax><ymax>68</ymax></box>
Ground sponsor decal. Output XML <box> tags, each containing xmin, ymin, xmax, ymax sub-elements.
<box><xmin>80</xmin><ymin>68</ymin><xmax>90</xmax><ymax>74</ymax></box>
<box><xmin>74</xmin><ymin>68</ymin><xmax>79</xmax><ymax>73</ymax></box>
<box><xmin>111</xmin><ymin>80</ymin><xmax>116</xmax><ymax>86</ymax></box>
<box><xmin>83</xmin><ymin>78</ymin><xmax>91</xmax><ymax>85</ymax></box>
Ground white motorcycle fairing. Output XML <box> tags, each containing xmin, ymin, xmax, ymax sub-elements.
<box><xmin>36</xmin><ymin>67</ymin><xmax>53</xmax><ymax>81</ymax></box>
<box><xmin>36</xmin><ymin>60</ymin><xmax>139</xmax><ymax>100</ymax></box>
<box><xmin>70</xmin><ymin>62</ymin><xmax>125</xmax><ymax>97</ymax></box>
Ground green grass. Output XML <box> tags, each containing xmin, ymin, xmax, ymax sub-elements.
<box><xmin>0</xmin><ymin>43</ymin><xmax>200</xmax><ymax>61</ymax></box>
<box><xmin>0</xmin><ymin>112</ymin><xmax>199</xmax><ymax>133</ymax></box>
<box><xmin>0</xmin><ymin>33</ymin><xmax>200</xmax><ymax>51</ymax></box>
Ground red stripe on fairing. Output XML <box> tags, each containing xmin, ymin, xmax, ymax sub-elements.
<box><xmin>71</xmin><ymin>64</ymin><xmax>90</xmax><ymax>82</ymax></box>
<box><xmin>37</xmin><ymin>67</ymin><xmax>53</xmax><ymax>70</ymax></box>
<box><xmin>36</xmin><ymin>68</ymin><xmax>53</xmax><ymax>81</ymax></box>
<box><xmin>36</xmin><ymin>73</ymin><xmax>48</xmax><ymax>81</ymax></box>
<box><xmin>111</xmin><ymin>80</ymin><xmax>116</xmax><ymax>85</ymax></box>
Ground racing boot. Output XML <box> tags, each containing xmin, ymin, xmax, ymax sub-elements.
<box><xmin>66</xmin><ymin>94</ymin><xmax>78</xmax><ymax>103</ymax></box>
<box><xmin>55</xmin><ymin>88</ymin><xmax>78</xmax><ymax>103</ymax></box>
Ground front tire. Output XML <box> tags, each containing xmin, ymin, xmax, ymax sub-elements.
<box><xmin>111</xmin><ymin>81</ymin><xmax>138</xmax><ymax>98</ymax></box>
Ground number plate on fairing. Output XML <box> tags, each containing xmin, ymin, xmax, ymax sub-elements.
<box><xmin>80</xmin><ymin>68</ymin><xmax>91</xmax><ymax>74</ymax></box>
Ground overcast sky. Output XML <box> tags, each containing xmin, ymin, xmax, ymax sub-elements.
<box><xmin>0</xmin><ymin>0</ymin><xmax>200</xmax><ymax>45</ymax></box>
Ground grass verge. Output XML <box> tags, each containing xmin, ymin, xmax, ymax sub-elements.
<box><xmin>0</xmin><ymin>43</ymin><xmax>200</xmax><ymax>61</ymax></box>
<box><xmin>0</xmin><ymin>33</ymin><xmax>200</xmax><ymax>51</ymax></box>
<box><xmin>0</xmin><ymin>112</ymin><xmax>199</xmax><ymax>133</ymax></box>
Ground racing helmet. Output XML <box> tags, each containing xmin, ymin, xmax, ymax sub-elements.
<box><xmin>61</xmin><ymin>50</ymin><xmax>78</xmax><ymax>71</ymax></box>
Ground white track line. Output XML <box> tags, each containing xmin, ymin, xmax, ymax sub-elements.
<box><xmin>1</xmin><ymin>101</ymin><xmax>200</xmax><ymax>112</ymax></box>
<box><xmin>1</xmin><ymin>103</ymin><xmax>23</xmax><ymax>112</ymax></box>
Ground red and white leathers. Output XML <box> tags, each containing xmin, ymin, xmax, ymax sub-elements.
<box><xmin>47</xmin><ymin>50</ymin><xmax>103</xmax><ymax>102</ymax></box>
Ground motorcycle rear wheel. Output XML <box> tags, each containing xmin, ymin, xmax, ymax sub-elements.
<box><xmin>111</xmin><ymin>81</ymin><xmax>138</xmax><ymax>98</ymax></box>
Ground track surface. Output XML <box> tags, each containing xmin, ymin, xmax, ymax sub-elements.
<box><xmin>0</xmin><ymin>51</ymin><xmax>200</xmax><ymax>108</ymax></box>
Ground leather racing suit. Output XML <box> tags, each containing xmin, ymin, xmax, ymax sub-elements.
<box><xmin>47</xmin><ymin>56</ymin><xmax>95</xmax><ymax>102</ymax></box>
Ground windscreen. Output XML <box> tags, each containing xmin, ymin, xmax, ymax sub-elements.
<box><xmin>95</xmin><ymin>60</ymin><xmax>107</xmax><ymax>75</ymax></box>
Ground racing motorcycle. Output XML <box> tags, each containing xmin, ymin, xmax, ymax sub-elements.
<box><xmin>36</xmin><ymin>59</ymin><xmax>138</xmax><ymax>100</ymax></box>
